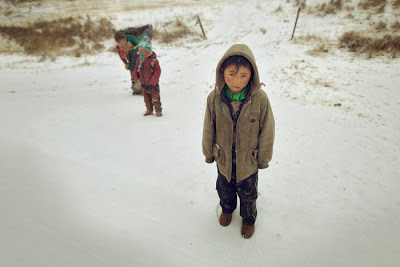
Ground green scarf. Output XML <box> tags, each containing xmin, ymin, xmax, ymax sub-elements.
<box><xmin>226</xmin><ymin>86</ymin><xmax>247</xmax><ymax>101</ymax></box>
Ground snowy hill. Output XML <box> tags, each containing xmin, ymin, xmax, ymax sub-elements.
<box><xmin>0</xmin><ymin>0</ymin><xmax>399</xmax><ymax>266</ymax></box>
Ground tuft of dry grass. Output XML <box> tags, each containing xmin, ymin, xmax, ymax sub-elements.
<box><xmin>358</xmin><ymin>0</ymin><xmax>387</xmax><ymax>13</ymax></box>
<box><xmin>0</xmin><ymin>16</ymin><xmax>114</xmax><ymax>58</ymax></box>
<box><xmin>295</xmin><ymin>0</ymin><xmax>307</xmax><ymax>9</ymax></box>
<box><xmin>314</xmin><ymin>78</ymin><xmax>332</xmax><ymax>88</ymax></box>
<box><xmin>12</xmin><ymin>0</ymin><xmax>42</xmax><ymax>3</ymax></box>
<box><xmin>294</xmin><ymin>34</ymin><xmax>331</xmax><ymax>55</ymax></box>
<box><xmin>274</xmin><ymin>5</ymin><xmax>283</xmax><ymax>13</ymax></box>
<box><xmin>375</xmin><ymin>20</ymin><xmax>387</xmax><ymax>31</ymax></box>
<box><xmin>392</xmin><ymin>21</ymin><xmax>400</xmax><ymax>31</ymax></box>
<box><xmin>153</xmin><ymin>16</ymin><xmax>202</xmax><ymax>44</ymax></box>
<box><xmin>260</xmin><ymin>28</ymin><xmax>267</xmax><ymax>35</ymax></box>
<box><xmin>339</xmin><ymin>31</ymin><xmax>400</xmax><ymax>57</ymax></box>
<box><xmin>309</xmin><ymin>43</ymin><xmax>330</xmax><ymax>55</ymax></box>
<box><xmin>298</xmin><ymin>34</ymin><xmax>325</xmax><ymax>43</ymax></box>
<box><xmin>308</xmin><ymin>0</ymin><xmax>343</xmax><ymax>16</ymax></box>
<box><xmin>393</xmin><ymin>0</ymin><xmax>400</xmax><ymax>9</ymax></box>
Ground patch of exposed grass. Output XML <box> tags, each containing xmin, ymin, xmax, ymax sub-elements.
<box><xmin>12</xmin><ymin>0</ymin><xmax>42</xmax><ymax>3</ymax></box>
<box><xmin>295</xmin><ymin>34</ymin><xmax>330</xmax><ymax>55</ymax></box>
<box><xmin>393</xmin><ymin>0</ymin><xmax>400</xmax><ymax>9</ymax></box>
<box><xmin>339</xmin><ymin>31</ymin><xmax>400</xmax><ymax>57</ymax></box>
<box><xmin>297</xmin><ymin>34</ymin><xmax>325</xmax><ymax>43</ymax></box>
<box><xmin>375</xmin><ymin>20</ymin><xmax>387</xmax><ymax>31</ymax></box>
<box><xmin>318</xmin><ymin>0</ymin><xmax>343</xmax><ymax>14</ymax></box>
<box><xmin>0</xmin><ymin>16</ymin><xmax>114</xmax><ymax>58</ymax></box>
<box><xmin>295</xmin><ymin>0</ymin><xmax>307</xmax><ymax>9</ymax></box>
<box><xmin>392</xmin><ymin>21</ymin><xmax>400</xmax><ymax>31</ymax></box>
<box><xmin>358</xmin><ymin>0</ymin><xmax>387</xmax><ymax>13</ymax></box>
<box><xmin>153</xmin><ymin>16</ymin><xmax>202</xmax><ymax>44</ymax></box>
<box><xmin>314</xmin><ymin>78</ymin><xmax>332</xmax><ymax>88</ymax></box>
<box><xmin>309</xmin><ymin>43</ymin><xmax>330</xmax><ymax>55</ymax></box>
<box><xmin>307</xmin><ymin>0</ymin><xmax>343</xmax><ymax>16</ymax></box>
<box><xmin>274</xmin><ymin>5</ymin><xmax>283</xmax><ymax>13</ymax></box>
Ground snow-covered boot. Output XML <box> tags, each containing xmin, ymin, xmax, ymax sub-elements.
<box><xmin>241</xmin><ymin>224</ymin><xmax>255</xmax><ymax>239</ymax></box>
<box><xmin>219</xmin><ymin>212</ymin><xmax>232</xmax><ymax>227</ymax></box>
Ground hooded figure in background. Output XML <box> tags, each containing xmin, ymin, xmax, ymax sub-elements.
<box><xmin>114</xmin><ymin>31</ymin><xmax>142</xmax><ymax>95</ymax></box>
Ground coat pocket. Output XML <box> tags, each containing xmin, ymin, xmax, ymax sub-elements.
<box><xmin>245</xmin><ymin>149</ymin><xmax>258</xmax><ymax>166</ymax></box>
<box><xmin>213</xmin><ymin>143</ymin><xmax>225</xmax><ymax>165</ymax></box>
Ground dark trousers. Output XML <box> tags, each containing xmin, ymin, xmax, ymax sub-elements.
<box><xmin>216</xmin><ymin>152</ymin><xmax>258</xmax><ymax>225</ymax></box>
<box><xmin>142</xmin><ymin>84</ymin><xmax>161</xmax><ymax>113</ymax></box>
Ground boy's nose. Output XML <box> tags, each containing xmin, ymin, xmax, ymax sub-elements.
<box><xmin>233</xmin><ymin>76</ymin><xmax>241</xmax><ymax>83</ymax></box>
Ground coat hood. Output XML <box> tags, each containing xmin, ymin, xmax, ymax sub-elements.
<box><xmin>215</xmin><ymin>44</ymin><xmax>261</xmax><ymax>95</ymax></box>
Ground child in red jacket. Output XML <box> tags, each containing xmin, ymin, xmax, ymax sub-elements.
<box><xmin>131</xmin><ymin>36</ymin><xmax>162</xmax><ymax>117</ymax></box>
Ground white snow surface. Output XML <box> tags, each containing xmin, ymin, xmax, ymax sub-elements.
<box><xmin>1</xmin><ymin>0</ymin><xmax>400</xmax><ymax>266</ymax></box>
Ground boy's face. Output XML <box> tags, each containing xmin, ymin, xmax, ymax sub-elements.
<box><xmin>138</xmin><ymin>48</ymin><xmax>149</xmax><ymax>57</ymax></box>
<box><xmin>223</xmin><ymin>65</ymin><xmax>251</xmax><ymax>94</ymax></box>
<box><xmin>117</xmin><ymin>38</ymin><xmax>126</xmax><ymax>48</ymax></box>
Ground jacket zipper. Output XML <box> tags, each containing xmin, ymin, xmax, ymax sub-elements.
<box><xmin>235</xmin><ymin>99</ymin><xmax>251</xmax><ymax>152</ymax></box>
<box><xmin>220</xmin><ymin>89</ymin><xmax>253</xmax><ymax>180</ymax></box>
<box><xmin>221</xmin><ymin>101</ymin><xmax>234</xmax><ymax>149</ymax></box>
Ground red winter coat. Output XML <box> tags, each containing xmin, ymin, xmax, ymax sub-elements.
<box><xmin>131</xmin><ymin>52</ymin><xmax>161</xmax><ymax>87</ymax></box>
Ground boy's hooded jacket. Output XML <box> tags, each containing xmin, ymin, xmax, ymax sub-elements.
<box><xmin>131</xmin><ymin>52</ymin><xmax>161</xmax><ymax>87</ymax></box>
<box><xmin>202</xmin><ymin>44</ymin><xmax>275</xmax><ymax>183</ymax></box>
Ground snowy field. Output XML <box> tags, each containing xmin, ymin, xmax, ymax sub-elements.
<box><xmin>1</xmin><ymin>0</ymin><xmax>400</xmax><ymax>266</ymax></box>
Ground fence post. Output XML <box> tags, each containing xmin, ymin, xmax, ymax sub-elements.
<box><xmin>290</xmin><ymin>7</ymin><xmax>301</xmax><ymax>40</ymax></box>
<box><xmin>196</xmin><ymin>15</ymin><xmax>207</xmax><ymax>39</ymax></box>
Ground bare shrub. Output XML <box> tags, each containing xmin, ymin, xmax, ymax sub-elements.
<box><xmin>339</xmin><ymin>31</ymin><xmax>400</xmax><ymax>57</ymax></box>
<box><xmin>0</xmin><ymin>16</ymin><xmax>114</xmax><ymax>58</ymax></box>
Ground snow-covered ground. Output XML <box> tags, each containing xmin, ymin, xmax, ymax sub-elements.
<box><xmin>1</xmin><ymin>0</ymin><xmax>400</xmax><ymax>266</ymax></box>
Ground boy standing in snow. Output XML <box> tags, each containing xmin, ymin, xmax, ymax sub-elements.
<box><xmin>114</xmin><ymin>31</ymin><xmax>142</xmax><ymax>95</ymax></box>
<box><xmin>202</xmin><ymin>44</ymin><xmax>275</xmax><ymax>238</ymax></box>
<box><xmin>131</xmin><ymin>36</ymin><xmax>162</xmax><ymax>117</ymax></box>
